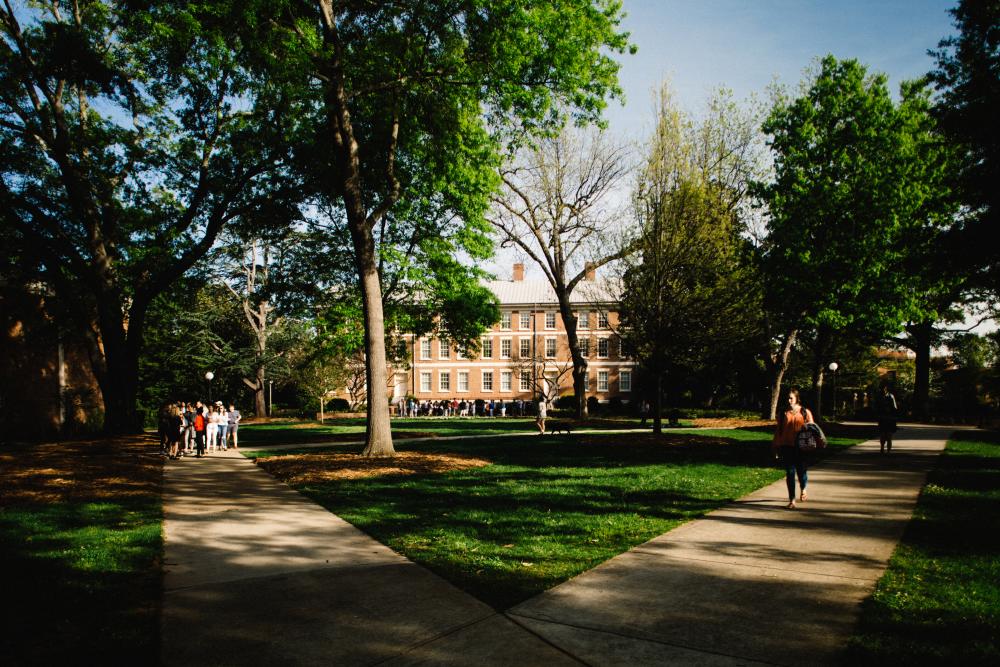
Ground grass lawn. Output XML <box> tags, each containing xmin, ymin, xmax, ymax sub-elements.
<box><xmin>847</xmin><ymin>430</ymin><xmax>1000</xmax><ymax>664</ymax></box>
<box><xmin>0</xmin><ymin>436</ymin><xmax>162</xmax><ymax>664</ymax></box>
<box><xmin>237</xmin><ymin>415</ymin><xmax>670</xmax><ymax>446</ymax></box>
<box><xmin>252</xmin><ymin>427</ymin><xmax>861</xmax><ymax>610</ymax></box>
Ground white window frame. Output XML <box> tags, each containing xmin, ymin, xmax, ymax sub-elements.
<box><xmin>597</xmin><ymin>370</ymin><xmax>609</xmax><ymax>392</ymax></box>
<box><xmin>456</xmin><ymin>344</ymin><xmax>466</xmax><ymax>360</ymax></box>
<box><xmin>598</xmin><ymin>337</ymin><xmax>609</xmax><ymax>359</ymax></box>
<box><xmin>598</xmin><ymin>311</ymin><xmax>609</xmax><ymax>329</ymax></box>
<box><xmin>545</xmin><ymin>337</ymin><xmax>557</xmax><ymax>358</ymax></box>
<box><xmin>482</xmin><ymin>370</ymin><xmax>494</xmax><ymax>392</ymax></box>
<box><xmin>500</xmin><ymin>338</ymin><xmax>512</xmax><ymax>359</ymax></box>
<box><xmin>439</xmin><ymin>371</ymin><xmax>451</xmax><ymax>392</ymax></box>
<box><xmin>500</xmin><ymin>370</ymin><xmax>512</xmax><ymax>392</ymax></box>
<box><xmin>584</xmin><ymin>373</ymin><xmax>590</xmax><ymax>391</ymax></box>
<box><xmin>519</xmin><ymin>337</ymin><xmax>531</xmax><ymax>358</ymax></box>
<box><xmin>620</xmin><ymin>370</ymin><xmax>632</xmax><ymax>392</ymax></box>
<box><xmin>520</xmin><ymin>312</ymin><xmax>531</xmax><ymax>329</ymax></box>
<box><xmin>420</xmin><ymin>371</ymin><xmax>432</xmax><ymax>393</ymax></box>
<box><xmin>545</xmin><ymin>311</ymin><xmax>556</xmax><ymax>329</ymax></box>
<box><xmin>481</xmin><ymin>337</ymin><xmax>493</xmax><ymax>358</ymax></box>
<box><xmin>520</xmin><ymin>372</ymin><xmax>532</xmax><ymax>392</ymax></box>
<box><xmin>577</xmin><ymin>311</ymin><xmax>588</xmax><ymax>329</ymax></box>
<box><xmin>420</xmin><ymin>339</ymin><xmax>432</xmax><ymax>360</ymax></box>
<box><xmin>580</xmin><ymin>338</ymin><xmax>590</xmax><ymax>358</ymax></box>
<box><xmin>439</xmin><ymin>340</ymin><xmax>450</xmax><ymax>359</ymax></box>
<box><xmin>500</xmin><ymin>311</ymin><xmax>511</xmax><ymax>330</ymax></box>
<box><xmin>457</xmin><ymin>370</ymin><xmax>470</xmax><ymax>392</ymax></box>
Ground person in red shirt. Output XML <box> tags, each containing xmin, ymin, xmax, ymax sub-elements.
<box><xmin>772</xmin><ymin>388</ymin><xmax>814</xmax><ymax>509</ymax></box>
<box><xmin>194</xmin><ymin>406</ymin><xmax>207</xmax><ymax>457</ymax></box>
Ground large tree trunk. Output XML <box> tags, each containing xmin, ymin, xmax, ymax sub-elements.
<box><xmin>765</xmin><ymin>328</ymin><xmax>799</xmax><ymax>420</ymax></box>
<box><xmin>356</xmin><ymin>253</ymin><xmax>394</xmax><ymax>456</ymax></box>
<box><xmin>809</xmin><ymin>326</ymin><xmax>831</xmax><ymax>419</ymax></box>
<box><xmin>556</xmin><ymin>297</ymin><xmax>589</xmax><ymax>419</ymax></box>
<box><xmin>96</xmin><ymin>295</ymin><xmax>143</xmax><ymax>434</ymax></box>
<box><xmin>910</xmin><ymin>320</ymin><xmax>932</xmax><ymax>420</ymax></box>
<box><xmin>652</xmin><ymin>372</ymin><xmax>663</xmax><ymax>434</ymax></box>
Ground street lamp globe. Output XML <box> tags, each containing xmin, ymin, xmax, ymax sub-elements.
<box><xmin>828</xmin><ymin>362</ymin><xmax>838</xmax><ymax>373</ymax></box>
<box><xmin>205</xmin><ymin>371</ymin><xmax>215</xmax><ymax>381</ymax></box>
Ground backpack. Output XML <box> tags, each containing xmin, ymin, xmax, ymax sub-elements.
<box><xmin>796</xmin><ymin>422</ymin><xmax>827</xmax><ymax>452</ymax></box>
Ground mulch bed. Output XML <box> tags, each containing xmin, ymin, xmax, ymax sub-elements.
<box><xmin>256</xmin><ymin>450</ymin><xmax>492</xmax><ymax>483</ymax></box>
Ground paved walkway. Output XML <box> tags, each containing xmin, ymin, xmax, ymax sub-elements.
<box><xmin>162</xmin><ymin>425</ymin><xmax>952</xmax><ymax>666</ymax></box>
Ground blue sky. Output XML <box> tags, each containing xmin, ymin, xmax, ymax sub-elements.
<box><xmin>604</xmin><ymin>0</ymin><xmax>958</xmax><ymax>139</ymax></box>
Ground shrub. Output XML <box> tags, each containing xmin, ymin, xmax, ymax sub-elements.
<box><xmin>587</xmin><ymin>395</ymin><xmax>600</xmax><ymax>415</ymax></box>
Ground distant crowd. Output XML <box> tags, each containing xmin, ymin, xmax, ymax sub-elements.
<box><xmin>158</xmin><ymin>401</ymin><xmax>241</xmax><ymax>460</ymax></box>
<box><xmin>394</xmin><ymin>397</ymin><xmax>534</xmax><ymax>418</ymax></box>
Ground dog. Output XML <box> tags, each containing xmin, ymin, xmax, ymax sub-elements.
<box><xmin>548</xmin><ymin>421</ymin><xmax>573</xmax><ymax>435</ymax></box>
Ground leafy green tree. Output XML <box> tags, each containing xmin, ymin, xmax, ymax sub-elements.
<box><xmin>619</xmin><ymin>85</ymin><xmax>762</xmax><ymax>433</ymax></box>
<box><xmin>929</xmin><ymin>0</ymin><xmax>1000</xmax><ymax>295</ymax></box>
<box><xmin>243</xmin><ymin>0</ymin><xmax>633</xmax><ymax>455</ymax></box>
<box><xmin>757</xmin><ymin>57</ymin><xmax>957</xmax><ymax>419</ymax></box>
<box><xmin>0</xmin><ymin>1</ymin><xmax>293</xmax><ymax>431</ymax></box>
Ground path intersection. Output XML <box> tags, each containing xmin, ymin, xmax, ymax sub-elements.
<box><xmin>162</xmin><ymin>425</ymin><xmax>950</xmax><ymax>666</ymax></box>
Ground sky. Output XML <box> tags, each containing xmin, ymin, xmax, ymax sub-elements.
<box><xmin>604</xmin><ymin>0</ymin><xmax>958</xmax><ymax>140</ymax></box>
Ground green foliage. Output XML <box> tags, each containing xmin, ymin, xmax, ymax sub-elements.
<box><xmin>848</xmin><ymin>432</ymin><xmax>1000</xmax><ymax>663</ymax></box>
<box><xmin>759</xmin><ymin>56</ymin><xmax>959</xmax><ymax>342</ymax></box>
<box><xmin>929</xmin><ymin>0</ymin><xmax>1000</xmax><ymax>295</ymax></box>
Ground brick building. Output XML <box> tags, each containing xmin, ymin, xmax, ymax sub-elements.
<box><xmin>393</xmin><ymin>264</ymin><xmax>637</xmax><ymax>405</ymax></box>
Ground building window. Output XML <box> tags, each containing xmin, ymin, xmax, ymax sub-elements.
<box><xmin>520</xmin><ymin>372</ymin><xmax>532</xmax><ymax>391</ymax></box>
<box><xmin>545</xmin><ymin>311</ymin><xmax>556</xmax><ymax>329</ymax></box>
<box><xmin>520</xmin><ymin>312</ymin><xmax>531</xmax><ymax>329</ymax></box>
<box><xmin>619</xmin><ymin>337</ymin><xmax>626</xmax><ymax>358</ymax></box>
<box><xmin>440</xmin><ymin>340</ymin><xmax>450</xmax><ymax>359</ymax></box>
<box><xmin>481</xmin><ymin>338</ymin><xmax>493</xmax><ymax>358</ymax></box>
<box><xmin>598</xmin><ymin>338</ymin><xmax>609</xmax><ymax>358</ymax></box>
<box><xmin>482</xmin><ymin>370</ymin><xmax>494</xmax><ymax>392</ymax></box>
<box><xmin>456</xmin><ymin>344</ymin><xmax>466</xmax><ymax>360</ymax></box>
<box><xmin>501</xmin><ymin>338</ymin><xmax>512</xmax><ymax>359</ymax></box>
<box><xmin>420</xmin><ymin>371</ymin><xmax>432</xmax><ymax>392</ymax></box>
<box><xmin>545</xmin><ymin>338</ymin><xmax>556</xmax><ymax>358</ymax></box>
<box><xmin>584</xmin><ymin>373</ymin><xmax>590</xmax><ymax>391</ymax></box>
<box><xmin>501</xmin><ymin>312</ymin><xmax>511</xmax><ymax>330</ymax></box>
<box><xmin>420</xmin><ymin>339</ymin><xmax>432</xmax><ymax>360</ymax></box>
<box><xmin>439</xmin><ymin>371</ymin><xmax>451</xmax><ymax>391</ymax></box>
<box><xmin>519</xmin><ymin>338</ymin><xmax>531</xmax><ymax>358</ymax></box>
<box><xmin>580</xmin><ymin>339</ymin><xmax>590</xmax><ymax>357</ymax></box>
<box><xmin>597</xmin><ymin>370</ymin><xmax>609</xmax><ymax>392</ymax></box>
<box><xmin>458</xmin><ymin>371</ymin><xmax>469</xmax><ymax>392</ymax></box>
<box><xmin>598</xmin><ymin>311</ymin><xmax>609</xmax><ymax>329</ymax></box>
<box><xmin>500</xmin><ymin>371</ymin><xmax>512</xmax><ymax>392</ymax></box>
<box><xmin>577</xmin><ymin>311</ymin><xmax>588</xmax><ymax>329</ymax></box>
<box><xmin>620</xmin><ymin>370</ymin><xmax>632</xmax><ymax>392</ymax></box>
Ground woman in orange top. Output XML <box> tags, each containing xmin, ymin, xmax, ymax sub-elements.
<box><xmin>772</xmin><ymin>388</ymin><xmax>814</xmax><ymax>509</ymax></box>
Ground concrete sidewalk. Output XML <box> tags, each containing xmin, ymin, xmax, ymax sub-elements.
<box><xmin>162</xmin><ymin>426</ymin><xmax>951</xmax><ymax>666</ymax></box>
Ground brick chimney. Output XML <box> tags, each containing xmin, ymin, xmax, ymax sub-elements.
<box><xmin>513</xmin><ymin>263</ymin><xmax>525</xmax><ymax>281</ymax></box>
<box><xmin>584</xmin><ymin>262</ymin><xmax>596</xmax><ymax>281</ymax></box>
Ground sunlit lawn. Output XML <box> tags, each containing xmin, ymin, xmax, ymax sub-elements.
<box><xmin>251</xmin><ymin>428</ymin><xmax>860</xmax><ymax>609</ymax></box>
<box><xmin>847</xmin><ymin>431</ymin><xmax>1000</xmax><ymax>664</ymax></box>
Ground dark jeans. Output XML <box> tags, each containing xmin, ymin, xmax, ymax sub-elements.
<box><xmin>779</xmin><ymin>446</ymin><xmax>807</xmax><ymax>500</ymax></box>
<box><xmin>195</xmin><ymin>431</ymin><xmax>206</xmax><ymax>456</ymax></box>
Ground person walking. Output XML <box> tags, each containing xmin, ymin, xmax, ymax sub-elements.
<box><xmin>206</xmin><ymin>405</ymin><xmax>219</xmax><ymax>452</ymax></box>
<box><xmin>536</xmin><ymin>396</ymin><xmax>547</xmax><ymax>435</ymax></box>
<box><xmin>216</xmin><ymin>403</ymin><xmax>229</xmax><ymax>450</ymax></box>
<box><xmin>639</xmin><ymin>399</ymin><xmax>650</xmax><ymax>427</ymax></box>
<box><xmin>167</xmin><ymin>405</ymin><xmax>184</xmax><ymax>460</ymax></box>
<box><xmin>877</xmin><ymin>384</ymin><xmax>898</xmax><ymax>454</ymax></box>
<box><xmin>227</xmin><ymin>403</ymin><xmax>241</xmax><ymax>449</ymax></box>
<box><xmin>772</xmin><ymin>388</ymin><xmax>814</xmax><ymax>509</ymax></box>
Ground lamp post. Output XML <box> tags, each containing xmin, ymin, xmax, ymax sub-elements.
<box><xmin>828</xmin><ymin>362</ymin><xmax>839</xmax><ymax>420</ymax></box>
<box><xmin>268</xmin><ymin>379</ymin><xmax>273</xmax><ymax>416</ymax></box>
<box><xmin>205</xmin><ymin>371</ymin><xmax>215</xmax><ymax>403</ymax></box>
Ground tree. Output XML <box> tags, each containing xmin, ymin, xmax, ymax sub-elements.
<box><xmin>929</xmin><ymin>0</ymin><xmax>1000</xmax><ymax>295</ymax></box>
<box><xmin>245</xmin><ymin>0</ymin><xmax>633</xmax><ymax>455</ymax></box>
<box><xmin>0</xmin><ymin>1</ymin><xmax>292</xmax><ymax>431</ymax></box>
<box><xmin>489</xmin><ymin>124</ymin><xmax>633</xmax><ymax>419</ymax></box>
<box><xmin>619</xmin><ymin>85</ymin><xmax>762</xmax><ymax>433</ymax></box>
<box><xmin>757</xmin><ymin>57</ymin><xmax>955</xmax><ymax>419</ymax></box>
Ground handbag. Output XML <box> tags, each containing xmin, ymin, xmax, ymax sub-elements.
<box><xmin>795</xmin><ymin>422</ymin><xmax>827</xmax><ymax>452</ymax></box>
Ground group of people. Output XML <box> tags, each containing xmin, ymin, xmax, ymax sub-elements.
<box><xmin>772</xmin><ymin>384</ymin><xmax>898</xmax><ymax>509</ymax></box>
<box><xmin>158</xmin><ymin>401</ymin><xmax>241</xmax><ymax>460</ymax></box>
<box><xmin>396</xmin><ymin>397</ymin><xmax>533</xmax><ymax>418</ymax></box>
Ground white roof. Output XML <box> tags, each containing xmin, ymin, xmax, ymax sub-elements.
<box><xmin>484</xmin><ymin>279</ymin><xmax>620</xmax><ymax>306</ymax></box>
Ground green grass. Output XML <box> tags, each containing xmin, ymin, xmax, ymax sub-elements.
<box><xmin>847</xmin><ymin>431</ymin><xmax>1000</xmax><ymax>664</ymax></box>
<box><xmin>237</xmin><ymin>415</ymin><xmax>656</xmax><ymax>445</ymax></box>
<box><xmin>0</xmin><ymin>439</ymin><xmax>162</xmax><ymax>664</ymax></box>
<box><xmin>256</xmin><ymin>428</ymin><xmax>861</xmax><ymax>609</ymax></box>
